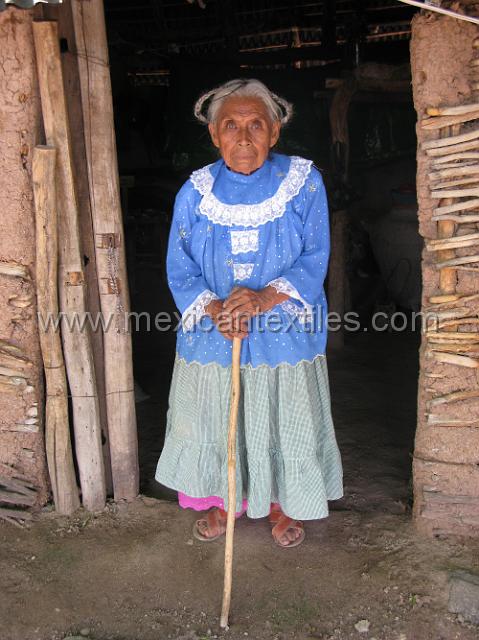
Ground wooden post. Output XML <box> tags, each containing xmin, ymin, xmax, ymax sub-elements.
<box><xmin>33</xmin><ymin>145</ymin><xmax>80</xmax><ymax>515</ymax></box>
<box><xmin>328</xmin><ymin>210</ymin><xmax>348</xmax><ymax>349</ymax></box>
<box><xmin>40</xmin><ymin>0</ymin><xmax>113</xmax><ymax>496</ymax></box>
<box><xmin>71</xmin><ymin>0</ymin><xmax>139</xmax><ymax>500</ymax></box>
<box><xmin>33</xmin><ymin>21</ymin><xmax>106</xmax><ymax>512</ymax></box>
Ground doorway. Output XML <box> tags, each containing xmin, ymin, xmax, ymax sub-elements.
<box><xmin>102</xmin><ymin>0</ymin><xmax>420</xmax><ymax>512</ymax></box>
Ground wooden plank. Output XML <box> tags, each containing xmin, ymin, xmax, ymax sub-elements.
<box><xmin>33</xmin><ymin>21</ymin><xmax>106</xmax><ymax>512</ymax></box>
<box><xmin>33</xmin><ymin>145</ymin><xmax>80</xmax><ymax>515</ymax></box>
<box><xmin>42</xmin><ymin>0</ymin><xmax>113</xmax><ymax>496</ymax></box>
<box><xmin>70</xmin><ymin>0</ymin><xmax>139</xmax><ymax>500</ymax></box>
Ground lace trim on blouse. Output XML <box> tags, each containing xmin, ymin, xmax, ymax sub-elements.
<box><xmin>230</xmin><ymin>229</ymin><xmax>259</xmax><ymax>254</ymax></box>
<box><xmin>268</xmin><ymin>277</ymin><xmax>314</xmax><ymax>324</ymax></box>
<box><xmin>182</xmin><ymin>290</ymin><xmax>219</xmax><ymax>331</ymax></box>
<box><xmin>190</xmin><ymin>156</ymin><xmax>313</xmax><ymax>228</ymax></box>
<box><xmin>233</xmin><ymin>263</ymin><xmax>254</xmax><ymax>281</ymax></box>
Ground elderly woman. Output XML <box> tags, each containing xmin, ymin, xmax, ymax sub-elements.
<box><xmin>155</xmin><ymin>78</ymin><xmax>343</xmax><ymax>548</ymax></box>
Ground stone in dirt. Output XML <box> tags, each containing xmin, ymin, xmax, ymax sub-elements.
<box><xmin>354</xmin><ymin>619</ymin><xmax>370</xmax><ymax>633</ymax></box>
<box><xmin>448</xmin><ymin>570</ymin><xmax>479</xmax><ymax>624</ymax></box>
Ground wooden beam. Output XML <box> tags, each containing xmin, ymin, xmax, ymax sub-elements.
<box><xmin>33</xmin><ymin>21</ymin><xmax>106</xmax><ymax>512</ymax></box>
<box><xmin>42</xmin><ymin>0</ymin><xmax>113</xmax><ymax>497</ymax></box>
<box><xmin>71</xmin><ymin>0</ymin><xmax>139</xmax><ymax>501</ymax></box>
<box><xmin>32</xmin><ymin>145</ymin><xmax>80</xmax><ymax>515</ymax></box>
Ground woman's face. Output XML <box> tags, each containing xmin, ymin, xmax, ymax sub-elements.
<box><xmin>208</xmin><ymin>96</ymin><xmax>280</xmax><ymax>175</ymax></box>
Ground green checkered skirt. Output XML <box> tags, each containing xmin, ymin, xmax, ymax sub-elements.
<box><xmin>155</xmin><ymin>354</ymin><xmax>343</xmax><ymax>520</ymax></box>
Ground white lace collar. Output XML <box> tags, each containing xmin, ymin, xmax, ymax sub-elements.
<box><xmin>190</xmin><ymin>156</ymin><xmax>312</xmax><ymax>228</ymax></box>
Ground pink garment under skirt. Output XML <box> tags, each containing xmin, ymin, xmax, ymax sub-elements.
<box><xmin>178</xmin><ymin>492</ymin><xmax>248</xmax><ymax>517</ymax></box>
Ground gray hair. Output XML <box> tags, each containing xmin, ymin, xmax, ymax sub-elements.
<box><xmin>194</xmin><ymin>78</ymin><xmax>293</xmax><ymax>126</ymax></box>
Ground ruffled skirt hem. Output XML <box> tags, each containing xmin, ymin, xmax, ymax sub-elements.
<box><xmin>155</xmin><ymin>354</ymin><xmax>343</xmax><ymax>521</ymax></box>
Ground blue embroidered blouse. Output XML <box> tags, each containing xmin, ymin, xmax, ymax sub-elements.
<box><xmin>167</xmin><ymin>152</ymin><xmax>330</xmax><ymax>368</ymax></box>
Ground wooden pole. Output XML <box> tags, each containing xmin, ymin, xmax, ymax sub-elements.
<box><xmin>33</xmin><ymin>145</ymin><xmax>80</xmax><ymax>515</ymax></box>
<box><xmin>70</xmin><ymin>0</ymin><xmax>139</xmax><ymax>500</ymax></box>
<box><xmin>33</xmin><ymin>21</ymin><xmax>106</xmax><ymax>512</ymax></box>
<box><xmin>41</xmin><ymin>0</ymin><xmax>113</xmax><ymax>495</ymax></box>
<box><xmin>220</xmin><ymin>336</ymin><xmax>242</xmax><ymax>629</ymax></box>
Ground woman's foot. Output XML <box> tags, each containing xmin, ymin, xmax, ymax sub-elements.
<box><xmin>193</xmin><ymin>507</ymin><xmax>228</xmax><ymax>542</ymax></box>
<box><xmin>269</xmin><ymin>504</ymin><xmax>305</xmax><ymax>548</ymax></box>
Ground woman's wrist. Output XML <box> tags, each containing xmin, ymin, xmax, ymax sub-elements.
<box><xmin>259</xmin><ymin>286</ymin><xmax>289</xmax><ymax>313</ymax></box>
<box><xmin>205</xmin><ymin>298</ymin><xmax>224</xmax><ymax>321</ymax></box>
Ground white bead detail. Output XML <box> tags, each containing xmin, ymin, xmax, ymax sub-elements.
<box><xmin>230</xmin><ymin>229</ymin><xmax>259</xmax><ymax>254</ymax></box>
<box><xmin>182</xmin><ymin>290</ymin><xmax>219</xmax><ymax>331</ymax></box>
<box><xmin>233</xmin><ymin>263</ymin><xmax>254</xmax><ymax>281</ymax></box>
<box><xmin>268</xmin><ymin>277</ymin><xmax>313</xmax><ymax>324</ymax></box>
<box><xmin>190</xmin><ymin>156</ymin><xmax>313</xmax><ymax>228</ymax></box>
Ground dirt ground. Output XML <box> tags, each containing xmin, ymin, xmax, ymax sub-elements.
<box><xmin>1</xmin><ymin>332</ymin><xmax>479</xmax><ymax>640</ymax></box>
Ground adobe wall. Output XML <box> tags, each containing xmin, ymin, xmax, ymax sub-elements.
<box><xmin>0</xmin><ymin>7</ymin><xmax>49</xmax><ymax>503</ymax></box>
<box><xmin>411</xmin><ymin>12</ymin><xmax>479</xmax><ymax>537</ymax></box>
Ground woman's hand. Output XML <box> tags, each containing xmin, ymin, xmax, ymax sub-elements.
<box><xmin>223</xmin><ymin>286</ymin><xmax>289</xmax><ymax>319</ymax></box>
<box><xmin>205</xmin><ymin>298</ymin><xmax>249</xmax><ymax>341</ymax></box>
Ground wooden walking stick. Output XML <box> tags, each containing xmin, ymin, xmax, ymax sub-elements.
<box><xmin>220</xmin><ymin>336</ymin><xmax>242</xmax><ymax>629</ymax></box>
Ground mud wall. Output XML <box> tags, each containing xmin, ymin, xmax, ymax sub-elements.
<box><xmin>411</xmin><ymin>13</ymin><xmax>479</xmax><ymax>537</ymax></box>
<box><xmin>0</xmin><ymin>8</ymin><xmax>49</xmax><ymax>503</ymax></box>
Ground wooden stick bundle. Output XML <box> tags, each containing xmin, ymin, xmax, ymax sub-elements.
<box><xmin>427</xmin><ymin>415</ymin><xmax>479</xmax><ymax>426</ymax></box>
<box><xmin>426</xmin><ymin>232</ymin><xmax>479</xmax><ymax>250</ymax></box>
<box><xmin>435</xmin><ymin>254</ymin><xmax>479</xmax><ymax>269</ymax></box>
<box><xmin>421</xmin><ymin>110</ymin><xmax>479</xmax><ymax>130</ymax></box>
<box><xmin>426</xmin><ymin>332</ymin><xmax>479</xmax><ymax>342</ymax></box>
<box><xmin>428</xmin><ymin>292</ymin><xmax>479</xmax><ymax>306</ymax></box>
<box><xmin>33</xmin><ymin>21</ymin><xmax>106</xmax><ymax>512</ymax></box>
<box><xmin>421</xmin><ymin>128</ymin><xmax>479</xmax><ymax>150</ymax></box>
<box><xmin>33</xmin><ymin>145</ymin><xmax>79</xmax><ymax>515</ymax></box>
<box><xmin>0</xmin><ymin>468</ymin><xmax>37</xmax><ymax>526</ymax></box>
<box><xmin>430</xmin><ymin>186</ymin><xmax>479</xmax><ymax>198</ymax></box>
<box><xmin>429</xmin><ymin>344</ymin><xmax>479</xmax><ymax>355</ymax></box>
<box><xmin>429</xmin><ymin>165</ymin><xmax>479</xmax><ymax>180</ymax></box>
<box><xmin>433</xmin><ymin>198</ymin><xmax>479</xmax><ymax>216</ymax></box>
<box><xmin>220</xmin><ymin>337</ymin><xmax>242</xmax><ymax>629</ymax></box>
<box><xmin>426</xmin><ymin>102</ymin><xmax>479</xmax><ymax>117</ymax></box>
<box><xmin>432</xmin><ymin>352</ymin><xmax>479</xmax><ymax>368</ymax></box>
<box><xmin>432</xmin><ymin>152</ymin><xmax>479</xmax><ymax>165</ymax></box>
<box><xmin>429</xmin><ymin>389</ymin><xmax>479</xmax><ymax>406</ymax></box>
<box><xmin>437</xmin><ymin>318</ymin><xmax>479</xmax><ymax>329</ymax></box>
<box><xmin>431</xmin><ymin>213</ymin><xmax>479</xmax><ymax>223</ymax></box>
<box><xmin>426</xmin><ymin>139</ymin><xmax>479</xmax><ymax>157</ymax></box>
<box><xmin>0</xmin><ymin>261</ymin><xmax>30</xmax><ymax>279</ymax></box>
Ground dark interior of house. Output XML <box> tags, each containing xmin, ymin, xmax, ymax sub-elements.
<box><xmin>103</xmin><ymin>0</ymin><xmax>421</xmax><ymax>510</ymax></box>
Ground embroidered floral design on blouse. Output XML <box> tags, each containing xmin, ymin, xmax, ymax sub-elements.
<box><xmin>190</xmin><ymin>156</ymin><xmax>313</xmax><ymax>228</ymax></box>
<box><xmin>182</xmin><ymin>289</ymin><xmax>219</xmax><ymax>331</ymax></box>
<box><xmin>230</xmin><ymin>229</ymin><xmax>259</xmax><ymax>255</ymax></box>
<box><xmin>233</xmin><ymin>263</ymin><xmax>254</xmax><ymax>281</ymax></box>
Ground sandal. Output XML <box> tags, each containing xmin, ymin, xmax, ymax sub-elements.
<box><xmin>269</xmin><ymin>505</ymin><xmax>305</xmax><ymax>549</ymax></box>
<box><xmin>193</xmin><ymin>507</ymin><xmax>228</xmax><ymax>542</ymax></box>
